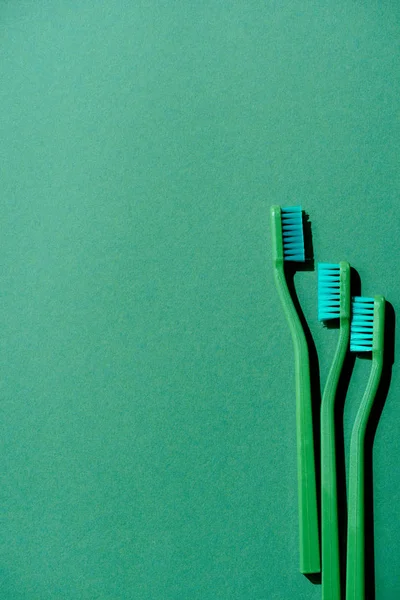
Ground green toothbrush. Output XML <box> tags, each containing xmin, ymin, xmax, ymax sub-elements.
<box><xmin>346</xmin><ymin>295</ymin><xmax>385</xmax><ymax>600</ymax></box>
<box><xmin>318</xmin><ymin>262</ymin><xmax>351</xmax><ymax>600</ymax></box>
<box><xmin>270</xmin><ymin>205</ymin><xmax>320</xmax><ymax>575</ymax></box>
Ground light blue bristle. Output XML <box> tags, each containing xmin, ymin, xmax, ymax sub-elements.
<box><xmin>281</xmin><ymin>206</ymin><xmax>305</xmax><ymax>262</ymax></box>
<box><xmin>350</xmin><ymin>296</ymin><xmax>375</xmax><ymax>352</ymax></box>
<box><xmin>318</xmin><ymin>263</ymin><xmax>341</xmax><ymax>321</ymax></box>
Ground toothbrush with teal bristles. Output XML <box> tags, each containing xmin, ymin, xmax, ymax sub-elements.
<box><xmin>270</xmin><ymin>205</ymin><xmax>320</xmax><ymax>575</ymax></box>
<box><xmin>346</xmin><ymin>295</ymin><xmax>385</xmax><ymax>600</ymax></box>
<box><xmin>318</xmin><ymin>262</ymin><xmax>351</xmax><ymax>600</ymax></box>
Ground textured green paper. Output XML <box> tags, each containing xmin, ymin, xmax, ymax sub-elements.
<box><xmin>0</xmin><ymin>2</ymin><xmax>399</xmax><ymax>599</ymax></box>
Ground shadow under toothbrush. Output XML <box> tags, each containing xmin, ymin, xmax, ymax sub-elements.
<box><xmin>285</xmin><ymin>211</ymin><xmax>322</xmax><ymax>584</ymax></box>
<box><xmin>363</xmin><ymin>301</ymin><xmax>395</xmax><ymax>600</ymax></box>
<box><xmin>328</xmin><ymin>273</ymin><xmax>394</xmax><ymax>600</ymax></box>
<box><xmin>332</xmin><ymin>267</ymin><xmax>362</xmax><ymax>598</ymax></box>
<box><xmin>301</xmin><ymin>211</ymin><xmax>315</xmax><ymax>273</ymax></box>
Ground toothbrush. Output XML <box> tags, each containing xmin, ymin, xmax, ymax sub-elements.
<box><xmin>346</xmin><ymin>296</ymin><xmax>385</xmax><ymax>600</ymax></box>
<box><xmin>270</xmin><ymin>205</ymin><xmax>320</xmax><ymax>575</ymax></box>
<box><xmin>318</xmin><ymin>262</ymin><xmax>351</xmax><ymax>600</ymax></box>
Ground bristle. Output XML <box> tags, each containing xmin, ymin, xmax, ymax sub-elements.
<box><xmin>350</xmin><ymin>297</ymin><xmax>375</xmax><ymax>352</ymax></box>
<box><xmin>318</xmin><ymin>263</ymin><xmax>341</xmax><ymax>321</ymax></box>
<box><xmin>281</xmin><ymin>206</ymin><xmax>305</xmax><ymax>262</ymax></box>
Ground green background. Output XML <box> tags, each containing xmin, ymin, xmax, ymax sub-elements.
<box><xmin>0</xmin><ymin>1</ymin><xmax>399</xmax><ymax>598</ymax></box>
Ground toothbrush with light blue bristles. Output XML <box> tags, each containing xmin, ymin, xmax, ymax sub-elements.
<box><xmin>270</xmin><ymin>205</ymin><xmax>320</xmax><ymax>575</ymax></box>
<box><xmin>346</xmin><ymin>296</ymin><xmax>385</xmax><ymax>600</ymax></box>
<box><xmin>318</xmin><ymin>262</ymin><xmax>351</xmax><ymax>600</ymax></box>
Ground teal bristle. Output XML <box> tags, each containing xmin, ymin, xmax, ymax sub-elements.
<box><xmin>318</xmin><ymin>263</ymin><xmax>341</xmax><ymax>321</ymax></box>
<box><xmin>281</xmin><ymin>206</ymin><xmax>305</xmax><ymax>262</ymax></box>
<box><xmin>350</xmin><ymin>297</ymin><xmax>375</xmax><ymax>352</ymax></box>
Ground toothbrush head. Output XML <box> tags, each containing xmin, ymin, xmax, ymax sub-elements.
<box><xmin>318</xmin><ymin>262</ymin><xmax>351</xmax><ymax>322</ymax></box>
<box><xmin>350</xmin><ymin>296</ymin><xmax>385</xmax><ymax>353</ymax></box>
<box><xmin>281</xmin><ymin>206</ymin><xmax>305</xmax><ymax>262</ymax></box>
<box><xmin>270</xmin><ymin>205</ymin><xmax>305</xmax><ymax>264</ymax></box>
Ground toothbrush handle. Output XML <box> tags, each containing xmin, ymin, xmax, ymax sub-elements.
<box><xmin>346</xmin><ymin>355</ymin><xmax>383</xmax><ymax>600</ymax></box>
<box><xmin>321</xmin><ymin>320</ymin><xmax>349</xmax><ymax>600</ymax></box>
<box><xmin>273</xmin><ymin>262</ymin><xmax>320</xmax><ymax>575</ymax></box>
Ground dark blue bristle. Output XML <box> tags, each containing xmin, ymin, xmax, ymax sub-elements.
<box><xmin>281</xmin><ymin>206</ymin><xmax>305</xmax><ymax>262</ymax></box>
